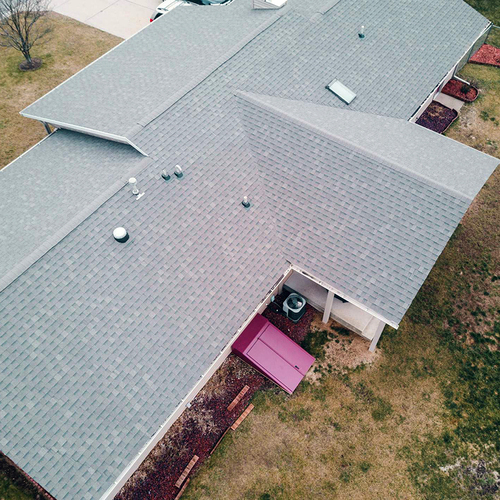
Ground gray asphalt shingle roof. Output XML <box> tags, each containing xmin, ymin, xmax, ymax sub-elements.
<box><xmin>236</xmin><ymin>92</ymin><xmax>497</xmax><ymax>202</ymax></box>
<box><xmin>236</xmin><ymin>92</ymin><xmax>498</xmax><ymax>325</ymax></box>
<box><xmin>0</xmin><ymin>137</ymin><xmax>286</xmax><ymax>498</ymax></box>
<box><xmin>21</xmin><ymin>0</ymin><xmax>490</xmax><ymax>146</ymax></box>
<box><xmin>1</xmin><ymin>0</ymin><xmax>497</xmax><ymax>499</ymax></box>
<box><xmin>0</xmin><ymin>130</ymin><xmax>145</xmax><ymax>286</ymax></box>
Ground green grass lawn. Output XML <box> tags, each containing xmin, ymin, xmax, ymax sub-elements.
<box><xmin>466</xmin><ymin>0</ymin><xmax>500</xmax><ymax>25</ymax></box>
<box><xmin>0</xmin><ymin>474</ymin><xmax>35</xmax><ymax>500</ymax></box>
<box><xmin>183</xmin><ymin>64</ymin><xmax>500</xmax><ymax>500</ymax></box>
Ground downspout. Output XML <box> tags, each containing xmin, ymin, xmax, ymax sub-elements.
<box><xmin>42</xmin><ymin>121</ymin><xmax>52</xmax><ymax>135</ymax></box>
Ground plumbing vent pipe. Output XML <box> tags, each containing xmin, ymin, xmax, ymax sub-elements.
<box><xmin>358</xmin><ymin>25</ymin><xmax>365</xmax><ymax>38</ymax></box>
<box><xmin>129</xmin><ymin>177</ymin><xmax>140</xmax><ymax>195</ymax></box>
<box><xmin>174</xmin><ymin>165</ymin><xmax>183</xmax><ymax>178</ymax></box>
<box><xmin>113</xmin><ymin>227</ymin><xmax>129</xmax><ymax>243</ymax></box>
<box><xmin>161</xmin><ymin>168</ymin><xmax>171</xmax><ymax>181</ymax></box>
<box><xmin>242</xmin><ymin>196</ymin><xmax>251</xmax><ymax>208</ymax></box>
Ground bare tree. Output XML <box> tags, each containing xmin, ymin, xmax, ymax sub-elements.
<box><xmin>0</xmin><ymin>0</ymin><xmax>51</xmax><ymax>70</ymax></box>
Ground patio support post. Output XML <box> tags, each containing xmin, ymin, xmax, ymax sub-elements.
<box><xmin>322</xmin><ymin>289</ymin><xmax>334</xmax><ymax>323</ymax></box>
<box><xmin>369</xmin><ymin>320</ymin><xmax>385</xmax><ymax>352</ymax></box>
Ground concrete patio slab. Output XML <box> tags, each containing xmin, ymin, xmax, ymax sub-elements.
<box><xmin>87</xmin><ymin>0</ymin><xmax>154</xmax><ymax>38</ymax></box>
<box><xmin>434</xmin><ymin>92</ymin><xmax>465</xmax><ymax>112</ymax></box>
<box><xmin>52</xmin><ymin>0</ymin><xmax>161</xmax><ymax>38</ymax></box>
<box><xmin>55</xmin><ymin>0</ymin><xmax>117</xmax><ymax>24</ymax></box>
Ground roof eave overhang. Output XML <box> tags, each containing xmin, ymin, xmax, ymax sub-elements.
<box><xmin>289</xmin><ymin>263</ymin><xmax>400</xmax><ymax>329</ymax></box>
<box><xmin>19</xmin><ymin>112</ymin><xmax>149</xmax><ymax>156</ymax></box>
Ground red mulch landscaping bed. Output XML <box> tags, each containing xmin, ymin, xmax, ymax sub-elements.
<box><xmin>470</xmin><ymin>44</ymin><xmax>500</xmax><ymax>67</ymax></box>
<box><xmin>416</xmin><ymin>101</ymin><xmax>458</xmax><ymax>134</ymax></box>
<box><xmin>441</xmin><ymin>78</ymin><xmax>478</xmax><ymax>102</ymax></box>
<box><xmin>115</xmin><ymin>295</ymin><xmax>314</xmax><ymax>500</ymax></box>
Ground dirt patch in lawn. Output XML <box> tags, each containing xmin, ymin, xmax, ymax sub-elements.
<box><xmin>306</xmin><ymin>314</ymin><xmax>380</xmax><ymax>380</ymax></box>
<box><xmin>0</xmin><ymin>12</ymin><xmax>121</xmax><ymax>169</ymax></box>
<box><xmin>445</xmin><ymin>64</ymin><xmax>500</xmax><ymax>158</ymax></box>
<box><xmin>416</xmin><ymin>101</ymin><xmax>458</xmax><ymax>134</ymax></box>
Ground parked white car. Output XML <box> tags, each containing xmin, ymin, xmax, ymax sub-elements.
<box><xmin>151</xmin><ymin>0</ymin><xmax>232</xmax><ymax>22</ymax></box>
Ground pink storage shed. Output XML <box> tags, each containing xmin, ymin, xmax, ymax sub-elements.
<box><xmin>232</xmin><ymin>314</ymin><xmax>315</xmax><ymax>394</ymax></box>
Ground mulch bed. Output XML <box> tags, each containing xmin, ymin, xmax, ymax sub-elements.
<box><xmin>470</xmin><ymin>44</ymin><xmax>500</xmax><ymax>67</ymax></box>
<box><xmin>441</xmin><ymin>78</ymin><xmax>478</xmax><ymax>102</ymax></box>
<box><xmin>416</xmin><ymin>101</ymin><xmax>458</xmax><ymax>134</ymax></box>
<box><xmin>115</xmin><ymin>297</ymin><xmax>315</xmax><ymax>500</ymax></box>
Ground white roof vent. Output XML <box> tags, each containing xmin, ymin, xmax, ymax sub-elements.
<box><xmin>253</xmin><ymin>0</ymin><xmax>286</xmax><ymax>9</ymax></box>
<box><xmin>113</xmin><ymin>227</ymin><xmax>129</xmax><ymax>243</ymax></box>
<box><xmin>128</xmin><ymin>177</ymin><xmax>140</xmax><ymax>195</ymax></box>
<box><xmin>174</xmin><ymin>165</ymin><xmax>183</xmax><ymax>179</ymax></box>
<box><xmin>326</xmin><ymin>80</ymin><xmax>356</xmax><ymax>104</ymax></box>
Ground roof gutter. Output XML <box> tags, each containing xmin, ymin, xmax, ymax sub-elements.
<box><xmin>19</xmin><ymin>113</ymin><xmax>149</xmax><ymax>156</ymax></box>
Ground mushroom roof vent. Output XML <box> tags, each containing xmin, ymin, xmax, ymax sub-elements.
<box><xmin>113</xmin><ymin>227</ymin><xmax>129</xmax><ymax>243</ymax></box>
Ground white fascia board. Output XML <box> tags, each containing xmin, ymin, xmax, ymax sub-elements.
<box><xmin>98</xmin><ymin>265</ymin><xmax>293</xmax><ymax>500</ymax></box>
<box><xmin>289</xmin><ymin>264</ymin><xmax>396</xmax><ymax>329</ymax></box>
<box><xmin>19</xmin><ymin>113</ymin><xmax>148</xmax><ymax>156</ymax></box>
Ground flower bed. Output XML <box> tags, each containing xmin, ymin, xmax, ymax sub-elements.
<box><xmin>470</xmin><ymin>44</ymin><xmax>500</xmax><ymax>67</ymax></box>
<box><xmin>115</xmin><ymin>298</ymin><xmax>315</xmax><ymax>500</ymax></box>
<box><xmin>441</xmin><ymin>78</ymin><xmax>478</xmax><ymax>102</ymax></box>
<box><xmin>416</xmin><ymin>101</ymin><xmax>458</xmax><ymax>134</ymax></box>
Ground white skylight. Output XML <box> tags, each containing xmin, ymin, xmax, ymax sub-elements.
<box><xmin>327</xmin><ymin>80</ymin><xmax>356</xmax><ymax>104</ymax></box>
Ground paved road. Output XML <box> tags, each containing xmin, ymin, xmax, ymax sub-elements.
<box><xmin>51</xmin><ymin>0</ymin><xmax>160</xmax><ymax>39</ymax></box>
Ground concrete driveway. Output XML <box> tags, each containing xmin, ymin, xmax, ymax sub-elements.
<box><xmin>51</xmin><ymin>0</ymin><xmax>160</xmax><ymax>39</ymax></box>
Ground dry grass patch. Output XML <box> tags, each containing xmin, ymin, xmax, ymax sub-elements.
<box><xmin>184</xmin><ymin>322</ymin><xmax>449</xmax><ymax>500</ymax></box>
<box><xmin>0</xmin><ymin>12</ymin><xmax>121</xmax><ymax>169</ymax></box>
<box><xmin>446</xmin><ymin>65</ymin><xmax>500</xmax><ymax>158</ymax></box>
<box><xmin>306</xmin><ymin>313</ymin><xmax>380</xmax><ymax>379</ymax></box>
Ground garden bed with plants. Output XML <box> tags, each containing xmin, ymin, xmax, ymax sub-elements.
<box><xmin>470</xmin><ymin>44</ymin><xmax>500</xmax><ymax>67</ymax></box>
<box><xmin>115</xmin><ymin>296</ymin><xmax>315</xmax><ymax>500</ymax></box>
<box><xmin>416</xmin><ymin>101</ymin><xmax>458</xmax><ymax>134</ymax></box>
<box><xmin>441</xmin><ymin>78</ymin><xmax>478</xmax><ymax>102</ymax></box>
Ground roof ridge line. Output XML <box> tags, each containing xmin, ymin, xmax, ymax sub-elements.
<box><xmin>125</xmin><ymin>10</ymin><xmax>292</xmax><ymax>140</ymax></box>
<box><xmin>0</xmin><ymin>157</ymin><xmax>152</xmax><ymax>294</ymax></box>
<box><xmin>236</xmin><ymin>91</ymin><xmax>473</xmax><ymax>202</ymax></box>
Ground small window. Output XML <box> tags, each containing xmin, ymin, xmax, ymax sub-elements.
<box><xmin>326</xmin><ymin>80</ymin><xmax>356</xmax><ymax>104</ymax></box>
